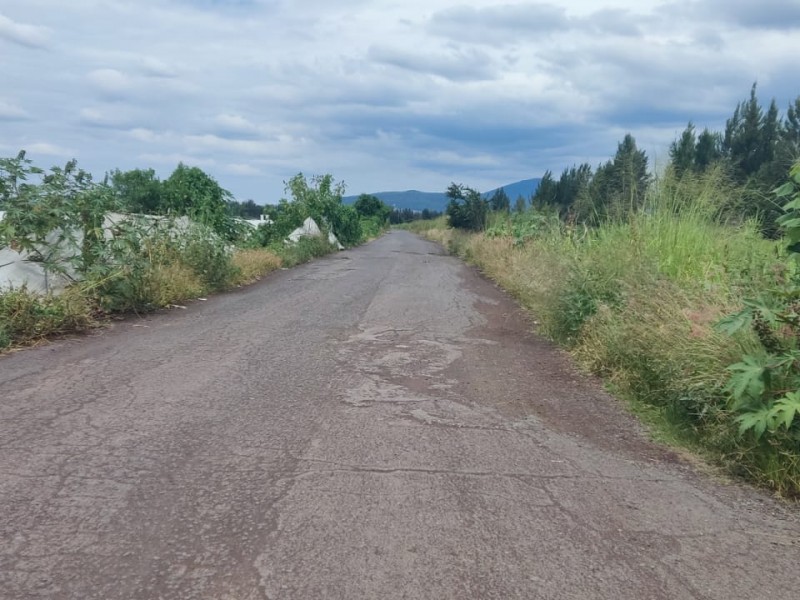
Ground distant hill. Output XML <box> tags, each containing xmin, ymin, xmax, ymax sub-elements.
<box><xmin>344</xmin><ymin>178</ymin><xmax>541</xmax><ymax>212</ymax></box>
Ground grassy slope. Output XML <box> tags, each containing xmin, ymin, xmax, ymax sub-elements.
<box><xmin>410</xmin><ymin>172</ymin><xmax>799</xmax><ymax>496</ymax></box>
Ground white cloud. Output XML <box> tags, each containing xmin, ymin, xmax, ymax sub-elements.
<box><xmin>86</xmin><ymin>68</ymin><xmax>135</xmax><ymax>96</ymax></box>
<box><xmin>0</xmin><ymin>100</ymin><xmax>29</xmax><ymax>121</ymax></box>
<box><xmin>0</xmin><ymin>13</ymin><xmax>50</xmax><ymax>48</ymax></box>
<box><xmin>26</xmin><ymin>142</ymin><xmax>75</xmax><ymax>156</ymax></box>
<box><xmin>226</xmin><ymin>163</ymin><xmax>262</xmax><ymax>176</ymax></box>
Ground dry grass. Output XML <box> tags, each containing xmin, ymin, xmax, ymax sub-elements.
<box><xmin>0</xmin><ymin>285</ymin><xmax>95</xmax><ymax>350</ymax></box>
<box><xmin>144</xmin><ymin>262</ymin><xmax>205</xmax><ymax>307</ymax></box>
<box><xmin>230</xmin><ymin>248</ymin><xmax>283</xmax><ymax>285</ymax></box>
<box><xmin>419</xmin><ymin>201</ymin><xmax>800</xmax><ymax>495</ymax></box>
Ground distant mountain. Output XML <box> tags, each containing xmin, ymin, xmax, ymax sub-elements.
<box><xmin>491</xmin><ymin>178</ymin><xmax>541</xmax><ymax>204</ymax></box>
<box><xmin>343</xmin><ymin>190</ymin><xmax>448</xmax><ymax>212</ymax></box>
<box><xmin>344</xmin><ymin>178</ymin><xmax>541</xmax><ymax>212</ymax></box>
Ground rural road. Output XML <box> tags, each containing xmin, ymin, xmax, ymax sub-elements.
<box><xmin>1</xmin><ymin>230</ymin><xmax>798</xmax><ymax>599</ymax></box>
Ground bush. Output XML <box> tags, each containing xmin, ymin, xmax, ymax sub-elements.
<box><xmin>178</xmin><ymin>224</ymin><xmax>235</xmax><ymax>291</ymax></box>
<box><xmin>328</xmin><ymin>204</ymin><xmax>362</xmax><ymax>247</ymax></box>
<box><xmin>359</xmin><ymin>216</ymin><xmax>386</xmax><ymax>239</ymax></box>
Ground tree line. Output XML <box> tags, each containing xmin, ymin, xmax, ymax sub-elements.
<box><xmin>446</xmin><ymin>84</ymin><xmax>800</xmax><ymax>234</ymax></box>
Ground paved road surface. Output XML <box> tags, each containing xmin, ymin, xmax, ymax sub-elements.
<box><xmin>1</xmin><ymin>231</ymin><xmax>798</xmax><ymax>599</ymax></box>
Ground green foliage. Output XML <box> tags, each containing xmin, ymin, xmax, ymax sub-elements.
<box><xmin>277</xmin><ymin>235</ymin><xmax>336</xmax><ymax>268</ymax></box>
<box><xmin>77</xmin><ymin>216</ymin><xmax>229</xmax><ymax>312</ymax></box>
<box><xmin>359</xmin><ymin>216</ymin><xmax>387</xmax><ymax>239</ymax></box>
<box><xmin>353</xmin><ymin>194</ymin><xmax>391</xmax><ymax>222</ymax></box>
<box><xmin>389</xmin><ymin>208</ymin><xmax>443</xmax><ymax>224</ymax></box>
<box><xmin>670</xmin><ymin>122</ymin><xmax>697</xmax><ymax>177</ymax></box>
<box><xmin>163</xmin><ymin>163</ymin><xmax>237</xmax><ymax>240</ymax></box>
<box><xmin>226</xmin><ymin>198</ymin><xmax>263</xmax><ymax>219</ymax></box>
<box><xmin>531</xmin><ymin>135</ymin><xmax>649</xmax><ymax>225</ymax></box>
<box><xmin>488</xmin><ymin>188</ymin><xmax>510</xmax><ymax>212</ymax></box>
<box><xmin>445</xmin><ymin>183</ymin><xmax>488</xmax><ymax>231</ymax></box>
<box><xmin>485</xmin><ymin>209</ymin><xmax>561</xmax><ymax>245</ymax></box>
<box><xmin>109</xmin><ymin>168</ymin><xmax>164</xmax><ymax>214</ymax></box>
<box><xmin>259</xmin><ymin>199</ymin><xmax>308</xmax><ymax>246</ymax></box>
<box><xmin>719</xmin><ymin>162</ymin><xmax>800</xmax><ymax>443</ymax></box>
<box><xmin>328</xmin><ymin>203</ymin><xmax>362</xmax><ymax>247</ymax></box>
<box><xmin>0</xmin><ymin>152</ymin><xmax>115</xmax><ymax>277</ymax></box>
<box><xmin>275</xmin><ymin>173</ymin><xmax>363</xmax><ymax>247</ymax></box>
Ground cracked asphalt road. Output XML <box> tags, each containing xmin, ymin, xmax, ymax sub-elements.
<box><xmin>1</xmin><ymin>230</ymin><xmax>798</xmax><ymax>599</ymax></box>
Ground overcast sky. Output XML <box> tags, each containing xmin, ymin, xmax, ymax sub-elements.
<box><xmin>1</xmin><ymin>1</ymin><xmax>799</xmax><ymax>203</ymax></box>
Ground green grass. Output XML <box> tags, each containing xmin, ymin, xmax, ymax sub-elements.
<box><xmin>274</xmin><ymin>235</ymin><xmax>338</xmax><ymax>268</ymax></box>
<box><xmin>419</xmin><ymin>169</ymin><xmax>800</xmax><ymax>496</ymax></box>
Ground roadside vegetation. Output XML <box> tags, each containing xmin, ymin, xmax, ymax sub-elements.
<box><xmin>0</xmin><ymin>156</ymin><xmax>390</xmax><ymax>351</ymax></box>
<box><xmin>416</xmin><ymin>85</ymin><xmax>800</xmax><ymax>497</ymax></box>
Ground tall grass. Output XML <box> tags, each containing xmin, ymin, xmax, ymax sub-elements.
<box><xmin>0</xmin><ymin>286</ymin><xmax>95</xmax><ymax>350</ymax></box>
<box><xmin>230</xmin><ymin>248</ymin><xmax>283</xmax><ymax>285</ymax></box>
<box><xmin>416</xmin><ymin>169</ymin><xmax>799</xmax><ymax>495</ymax></box>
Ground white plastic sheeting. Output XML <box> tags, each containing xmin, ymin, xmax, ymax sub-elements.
<box><xmin>287</xmin><ymin>217</ymin><xmax>344</xmax><ymax>250</ymax></box>
<box><xmin>0</xmin><ymin>212</ymin><xmax>192</xmax><ymax>294</ymax></box>
<box><xmin>1</xmin><ymin>209</ymin><xmax>76</xmax><ymax>294</ymax></box>
<box><xmin>0</xmin><ymin>212</ymin><xmax>342</xmax><ymax>294</ymax></box>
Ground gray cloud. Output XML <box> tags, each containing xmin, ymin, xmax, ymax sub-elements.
<box><xmin>2</xmin><ymin>0</ymin><xmax>798</xmax><ymax>202</ymax></box>
<box><xmin>673</xmin><ymin>0</ymin><xmax>800</xmax><ymax>30</ymax></box>
<box><xmin>368</xmin><ymin>45</ymin><xmax>497</xmax><ymax>82</ymax></box>
<box><xmin>429</xmin><ymin>3</ymin><xmax>644</xmax><ymax>44</ymax></box>
<box><xmin>429</xmin><ymin>3</ymin><xmax>568</xmax><ymax>44</ymax></box>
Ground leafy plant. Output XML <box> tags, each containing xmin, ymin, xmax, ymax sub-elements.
<box><xmin>718</xmin><ymin>161</ymin><xmax>800</xmax><ymax>441</ymax></box>
<box><xmin>0</xmin><ymin>152</ymin><xmax>114</xmax><ymax>283</ymax></box>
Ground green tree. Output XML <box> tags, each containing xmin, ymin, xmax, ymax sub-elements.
<box><xmin>611</xmin><ymin>134</ymin><xmax>649</xmax><ymax>211</ymax></box>
<box><xmin>514</xmin><ymin>195</ymin><xmax>526</xmax><ymax>213</ymax></box>
<box><xmin>445</xmin><ymin>183</ymin><xmax>488</xmax><ymax>231</ymax></box>
<box><xmin>353</xmin><ymin>193</ymin><xmax>391</xmax><ymax>222</ymax></box>
<box><xmin>163</xmin><ymin>163</ymin><xmax>234</xmax><ymax>238</ymax></box>
<box><xmin>694</xmin><ymin>128</ymin><xmax>723</xmax><ymax>171</ymax></box>
<box><xmin>723</xmin><ymin>83</ymin><xmax>772</xmax><ymax>180</ymax></box>
<box><xmin>283</xmin><ymin>173</ymin><xmax>362</xmax><ymax>246</ymax></box>
<box><xmin>488</xmin><ymin>187</ymin><xmax>510</xmax><ymax>212</ymax></box>
<box><xmin>109</xmin><ymin>168</ymin><xmax>164</xmax><ymax>214</ymax></box>
<box><xmin>226</xmin><ymin>199</ymin><xmax>263</xmax><ymax>219</ymax></box>
<box><xmin>532</xmin><ymin>170</ymin><xmax>557</xmax><ymax>208</ymax></box>
<box><xmin>670</xmin><ymin>122</ymin><xmax>696</xmax><ymax>176</ymax></box>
